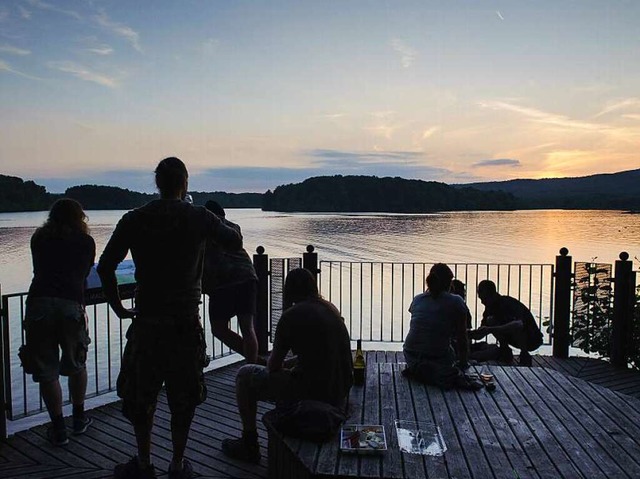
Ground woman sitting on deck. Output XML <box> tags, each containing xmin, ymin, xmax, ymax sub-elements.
<box><xmin>403</xmin><ymin>263</ymin><xmax>477</xmax><ymax>389</ymax></box>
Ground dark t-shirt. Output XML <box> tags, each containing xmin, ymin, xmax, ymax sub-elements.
<box><xmin>97</xmin><ymin>199</ymin><xmax>241</xmax><ymax>316</ymax></box>
<box><xmin>273</xmin><ymin>298</ymin><xmax>353</xmax><ymax>406</ymax></box>
<box><xmin>202</xmin><ymin>218</ymin><xmax>257</xmax><ymax>294</ymax></box>
<box><xmin>482</xmin><ymin>294</ymin><xmax>543</xmax><ymax>350</ymax></box>
<box><xmin>27</xmin><ymin>230</ymin><xmax>96</xmax><ymax>305</ymax></box>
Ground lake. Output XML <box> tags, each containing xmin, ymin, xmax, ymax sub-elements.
<box><xmin>1</xmin><ymin>208</ymin><xmax>639</xmax><ymax>295</ymax></box>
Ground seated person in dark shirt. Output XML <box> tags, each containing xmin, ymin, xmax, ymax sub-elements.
<box><xmin>222</xmin><ymin>268</ymin><xmax>353</xmax><ymax>464</ymax></box>
<box><xmin>469</xmin><ymin>280</ymin><xmax>543</xmax><ymax>366</ymax></box>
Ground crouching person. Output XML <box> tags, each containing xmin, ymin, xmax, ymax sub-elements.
<box><xmin>222</xmin><ymin>268</ymin><xmax>353</xmax><ymax>463</ymax></box>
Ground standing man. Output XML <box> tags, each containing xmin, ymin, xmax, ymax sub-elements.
<box><xmin>469</xmin><ymin>280</ymin><xmax>543</xmax><ymax>366</ymax></box>
<box><xmin>222</xmin><ymin>268</ymin><xmax>353</xmax><ymax>463</ymax></box>
<box><xmin>97</xmin><ymin>157</ymin><xmax>241</xmax><ymax>479</ymax></box>
<box><xmin>202</xmin><ymin>200</ymin><xmax>259</xmax><ymax>364</ymax></box>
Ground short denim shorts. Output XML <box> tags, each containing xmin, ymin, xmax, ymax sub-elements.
<box><xmin>23</xmin><ymin>297</ymin><xmax>91</xmax><ymax>383</ymax></box>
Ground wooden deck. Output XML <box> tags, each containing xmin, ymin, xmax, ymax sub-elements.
<box><xmin>1</xmin><ymin>354</ymin><xmax>640</xmax><ymax>479</ymax></box>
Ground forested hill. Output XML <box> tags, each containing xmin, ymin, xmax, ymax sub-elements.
<box><xmin>0</xmin><ymin>177</ymin><xmax>263</xmax><ymax>212</ymax></box>
<box><xmin>262</xmin><ymin>175</ymin><xmax>519</xmax><ymax>212</ymax></box>
<box><xmin>0</xmin><ymin>175</ymin><xmax>53</xmax><ymax>212</ymax></box>
<box><xmin>461</xmin><ymin>168</ymin><xmax>640</xmax><ymax>210</ymax></box>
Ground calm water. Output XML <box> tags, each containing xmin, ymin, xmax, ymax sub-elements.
<box><xmin>1</xmin><ymin>208</ymin><xmax>639</xmax><ymax>294</ymax></box>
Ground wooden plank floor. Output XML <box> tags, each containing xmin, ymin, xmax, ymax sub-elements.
<box><xmin>1</xmin><ymin>354</ymin><xmax>640</xmax><ymax>479</ymax></box>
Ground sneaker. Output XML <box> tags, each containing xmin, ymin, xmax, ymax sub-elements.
<box><xmin>114</xmin><ymin>456</ymin><xmax>157</xmax><ymax>479</ymax></box>
<box><xmin>222</xmin><ymin>437</ymin><xmax>261</xmax><ymax>464</ymax></box>
<box><xmin>73</xmin><ymin>416</ymin><xmax>93</xmax><ymax>435</ymax></box>
<box><xmin>168</xmin><ymin>459</ymin><xmax>194</xmax><ymax>479</ymax></box>
<box><xmin>46</xmin><ymin>426</ymin><xmax>69</xmax><ymax>447</ymax></box>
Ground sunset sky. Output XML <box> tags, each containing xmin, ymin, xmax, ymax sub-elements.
<box><xmin>1</xmin><ymin>1</ymin><xmax>639</xmax><ymax>193</ymax></box>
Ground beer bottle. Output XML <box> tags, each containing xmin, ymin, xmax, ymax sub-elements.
<box><xmin>353</xmin><ymin>339</ymin><xmax>366</xmax><ymax>385</ymax></box>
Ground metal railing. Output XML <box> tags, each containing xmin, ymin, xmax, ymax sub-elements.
<box><xmin>0</xmin><ymin>290</ymin><xmax>240</xmax><ymax>424</ymax></box>
<box><xmin>318</xmin><ymin>261</ymin><xmax>555</xmax><ymax>345</ymax></box>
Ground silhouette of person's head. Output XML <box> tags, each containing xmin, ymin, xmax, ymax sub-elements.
<box><xmin>43</xmin><ymin>198</ymin><xmax>89</xmax><ymax>236</ymax></box>
<box><xmin>477</xmin><ymin>279</ymin><xmax>499</xmax><ymax>307</ymax></box>
<box><xmin>426</xmin><ymin>263</ymin><xmax>454</xmax><ymax>298</ymax></box>
<box><xmin>451</xmin><ymin>279</ymin><xmax>466</xmax><ymax>300</ymax></box>
<box><xmin>155</xmin><ymin>157</ymin><xmax>188</xmax><ymax>199</ymax></box>
<box><xmin>205</xmin><ymin>200</ymin><xmax>226</xmax><ymax>218</ymax></box>
<box><xmin>283</xmin><ymin>268</ymin><xmax>319</xmax><ymax>309</ymax></box>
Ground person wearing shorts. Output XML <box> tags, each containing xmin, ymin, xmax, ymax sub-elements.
<box><xmin>222</xmin><ymin>268</ymin><xmax>353</xmax><ymax>463</ymax></box>
<box><xmin>203</xmin><ymin>200</ymin><xmax>259</xmax><ymax>364</ymax></box>
<box><xmin>22</xmin><ymin>198</ymin><xmax>95</xmax><ymax>446</ymax></box>
<box><xmin>97</xmin><ymin>158</ymin><xmax>241</xmax><ymax>479</ymax></box>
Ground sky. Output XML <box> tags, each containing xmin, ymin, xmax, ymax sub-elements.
<box><xmin>1</xmin><ymin>1</ymin><xmax>639</xmax><ymax>193</ymax></box>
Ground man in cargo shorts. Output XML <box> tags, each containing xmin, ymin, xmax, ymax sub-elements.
<box><xmin>98</xmin><ymin>157</ymin><xmax>241</xmax><ymax>479</ymax></box>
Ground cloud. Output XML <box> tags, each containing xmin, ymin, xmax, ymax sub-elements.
<box><xmin>496</xmin><ymin>10</ymin><xmax>505</xmax><ymax>21</ymax></box>
<box><xmin>86</xmin><ymin>45</ymin><xmax>114</xmax><ymax>56</ymax></box>
<box><xmin>308</xmin><ymin>149</ymin><xmax>423</xmax><ymax>164</ymax></box>
<box><xmin>478</xmin><ymin>100</ymin><xmax>605</xmax><ymax>131</ymax></box>
<box><xmin>47</xmin><ymin>61</ymin><xmax>119</xmax><ymax>87</ymax></box>
<box><xmin>623</xmin><ymin>114</ymin><xmax>640</xmax><ymax>121</ymax></box>
<box><xmin>421</xmin><ymin>126</ymin><xmax>440</xmax><ymax>139</ymax></box>
<box><xmin>95</xmin><ymin>11</ymin><xmax>142</xmax><ymax>53</ymax></box>
<box><xmin>18</xmin><ymin>6</ymin><xmax>31</xmax><ymax>19</ymax></box>
<box><xmin>0</xmin><ymin>59</ymin><xmax>42</xmax><ymax>80</ymax></box>
<box><xmin>26</xmin><ymin>0</ymin><xmax>81</xmax><ymax>20</ymax></box>
<box><xmin>0</xmin><ymin>44</ymin><xmax>30</xmax><ymax>55</ymax></box>
<box><xmin>390</xmin><ymin>38</ymin><xmax>417</xmax><ymax>68</ymax></box>
<box><xmin>593</xmin><ymin>98</ymin><xmax>640</xmax><ymax>118</ymax></box>
<box><xmin>472</xmin><ymin>159</ymin><xmax>521</xmax><ymax>168</ymax></box>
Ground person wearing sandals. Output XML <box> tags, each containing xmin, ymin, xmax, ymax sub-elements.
<box><xmin>21</xmin><ymin>198</ymin><xmax>95</xmax><ymax>446</ymax></box>
<box><xmin>98</xmin><ymin>158</ymin><xmax>242</xmax><ymax>479</ymax></box>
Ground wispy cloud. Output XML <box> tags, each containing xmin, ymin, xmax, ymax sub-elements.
<box><xmin>18</xmin><ymin>5</ymin><xmax>31</xmax><ymax>19</ymax></box>
<box><xmin>47</xmin><ymin>61</ymin><xmax>119</xmax><ymax>87</ymax></box>
<box><xmin>496</xmin><ymin>10</ymin><xmax>505</xmax><ymax>21</ymax></box>
<box><xmin>623</xmin><ymin>114</ymin><xmax>640</xmax><ymax>121</ymax></box>
<box><xmin>0</xmin><ymin>44</ymin><xmax>30</xmax><ymax>55</ymax></box>
<box><xmin>86</xmin><ymin>45</ymin><xmax>113</xmax><ymax>55</ymax></box>
<box><xmin>0</xmin><ymin>59</ymin><xmax>42</xmax><ymax>80</ymax></box>
<box><xmin>95</xmin><ymin>11</ymin><xmax>142</xmax><ymax>53</ymax></box>
<box><xmin>26</xmin><ymin>0</ymin><xmax>81</xmax><ymax>20</ymax></box>
<box><xmin>309</xmin><ymin>149</ymin><xmax>424</xmax><ymax>164</ymax></box>
<box><xmin>472</xmin><ymin>159</ymin><xmax>521</xmax><ymax>168</ymax></box>
<box><xmin>390</xmin><ymin>38</ymin><xmax>417</xmax><ymax>68</ymax></box>
<box><xmin>321</xmin><ymin>113</ymin><xmax>346</xmax><ymax>119</ymax></box>
<box><xmin>478</xmin><ymin>100</ymin><xmax>604</xmax><ymax>131</ymax></box>
<box><xmin>421</xmin><ymin>126</ymin><xmax>440</xmax><ymax>139</ymax></box>
<box><xmin>593</xmin><ymin>98</ymin><xmax>640</xmax><ymax>118</ymax></box>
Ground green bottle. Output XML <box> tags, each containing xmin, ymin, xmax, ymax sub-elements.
<box><xmin>353</xmin><ymin>339</ymin><xmax>366</xmax><ymax>385</ymax></box>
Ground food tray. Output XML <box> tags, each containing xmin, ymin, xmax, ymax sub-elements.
<box><xmin>395</xmin><ymin>420</ymin><xmax>447</xmax><ymax>456</ymax></box>
<box><xmin>340</xmin><ymin>424</ymin><xmax>387</xmax><ymax>453</ymax></box>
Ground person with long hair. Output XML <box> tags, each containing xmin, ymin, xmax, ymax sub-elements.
<box><xmin>403</xmin><ymin>263</ymin><xmax>474</xmax><ymax>389</ymax></box>
<box><xmin>22</xmin><ymin>198</ymin><xmax>95</xmax><ymax>446</ymax></box>
<box><xmin>97</xmin><ymin>157</ymin><xmax>242</xmax><ymax>479</ymax></box>
<box><xmin>221</xmin><ymin>268</ymin><xmax>353</xmax><ymax>463</ymax></box>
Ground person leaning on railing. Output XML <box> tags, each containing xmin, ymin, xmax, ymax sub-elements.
<box><xmin>20</xmin><ymin>198</ymin><xmax>96</xmax><ymax>446</ymax></box>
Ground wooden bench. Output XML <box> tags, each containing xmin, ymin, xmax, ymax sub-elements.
<box><xmin>261</xmin><ymin>350</ymin><xmax>640</xmax><ymax>479</ymax></box>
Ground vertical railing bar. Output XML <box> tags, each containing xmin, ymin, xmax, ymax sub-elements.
<box><xmin>328</xmin><ymin>261</ymin><xmax>333</xmax><ymax>303</ymax></box>
<box><xmin>518</xmin><ymin>264</ymin><xmax>523</xmax><ymax>301</ymax></box>
<box><xmin>401</xmin><ymin>264</ymin><xmax>406</xmax><ymax>340</ymax></box>
<box><xmin>369</xmin><ymin>263</ymin><xmax>374</xmax><ymax>342</ymax></box>
<box><xmin>349</xmin><ymin>262</ymin><xmax>353</xmax><ymax>337</ymax></box>
<box><xmin>93</xmin><ymin>303</ymin><xmax>98</xmax><ymax>395</ymax></box>
<box><xmin>380</xmin><ymin>262</ymin><xmax>384</xmax><ymax>342</ymax></box>
<box><xmin>528</xmin><ymin>266</ymin><xmax>533</xmax><ymax>311</ymax></box>
<box><xmin>339</xmin><ymin>261</ymin><xmax>343</xmax><ymax>316</ymax></box>
<box><xmin>390</xmin><ymin>263</ymin><xmax>394</xmax><ymax>342</ymax></box>
<box><xmin>359</xmin><ymin>262</ymin><xmax>363</xmax><ymax>341</ymax></box>
<box><xmin>107</xmin><ymin>305</ymin><xmax>112</xmax><ymax>390</ymax></box>
<box><xmin>20</xmin><ymin>297</ymin><xmax>28</xmax><ymax>416</ymax></box>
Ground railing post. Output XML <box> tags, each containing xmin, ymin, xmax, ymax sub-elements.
<box><xmin>0</xmin><ymin>286</ymin><xmax>7</xmax><ymax>439</ymax></box>
<box><xmin>303</xmin><ymin>244</ymin><xmax>319</xmax><ymax>281</ymax></box>
<box><xmin>553</xmin><ymin>247</ymin><xmax>572</xmax><ymax>358</ymax></box>
<box><xmin>253</xmin><ymin>246</ymin><xmax>269</xmax><ymax>355</ymax></box>
<box><xmin>611</xmin><ymin>252</ymin><xmax>634</xmax><ymax>369</ymax></box>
